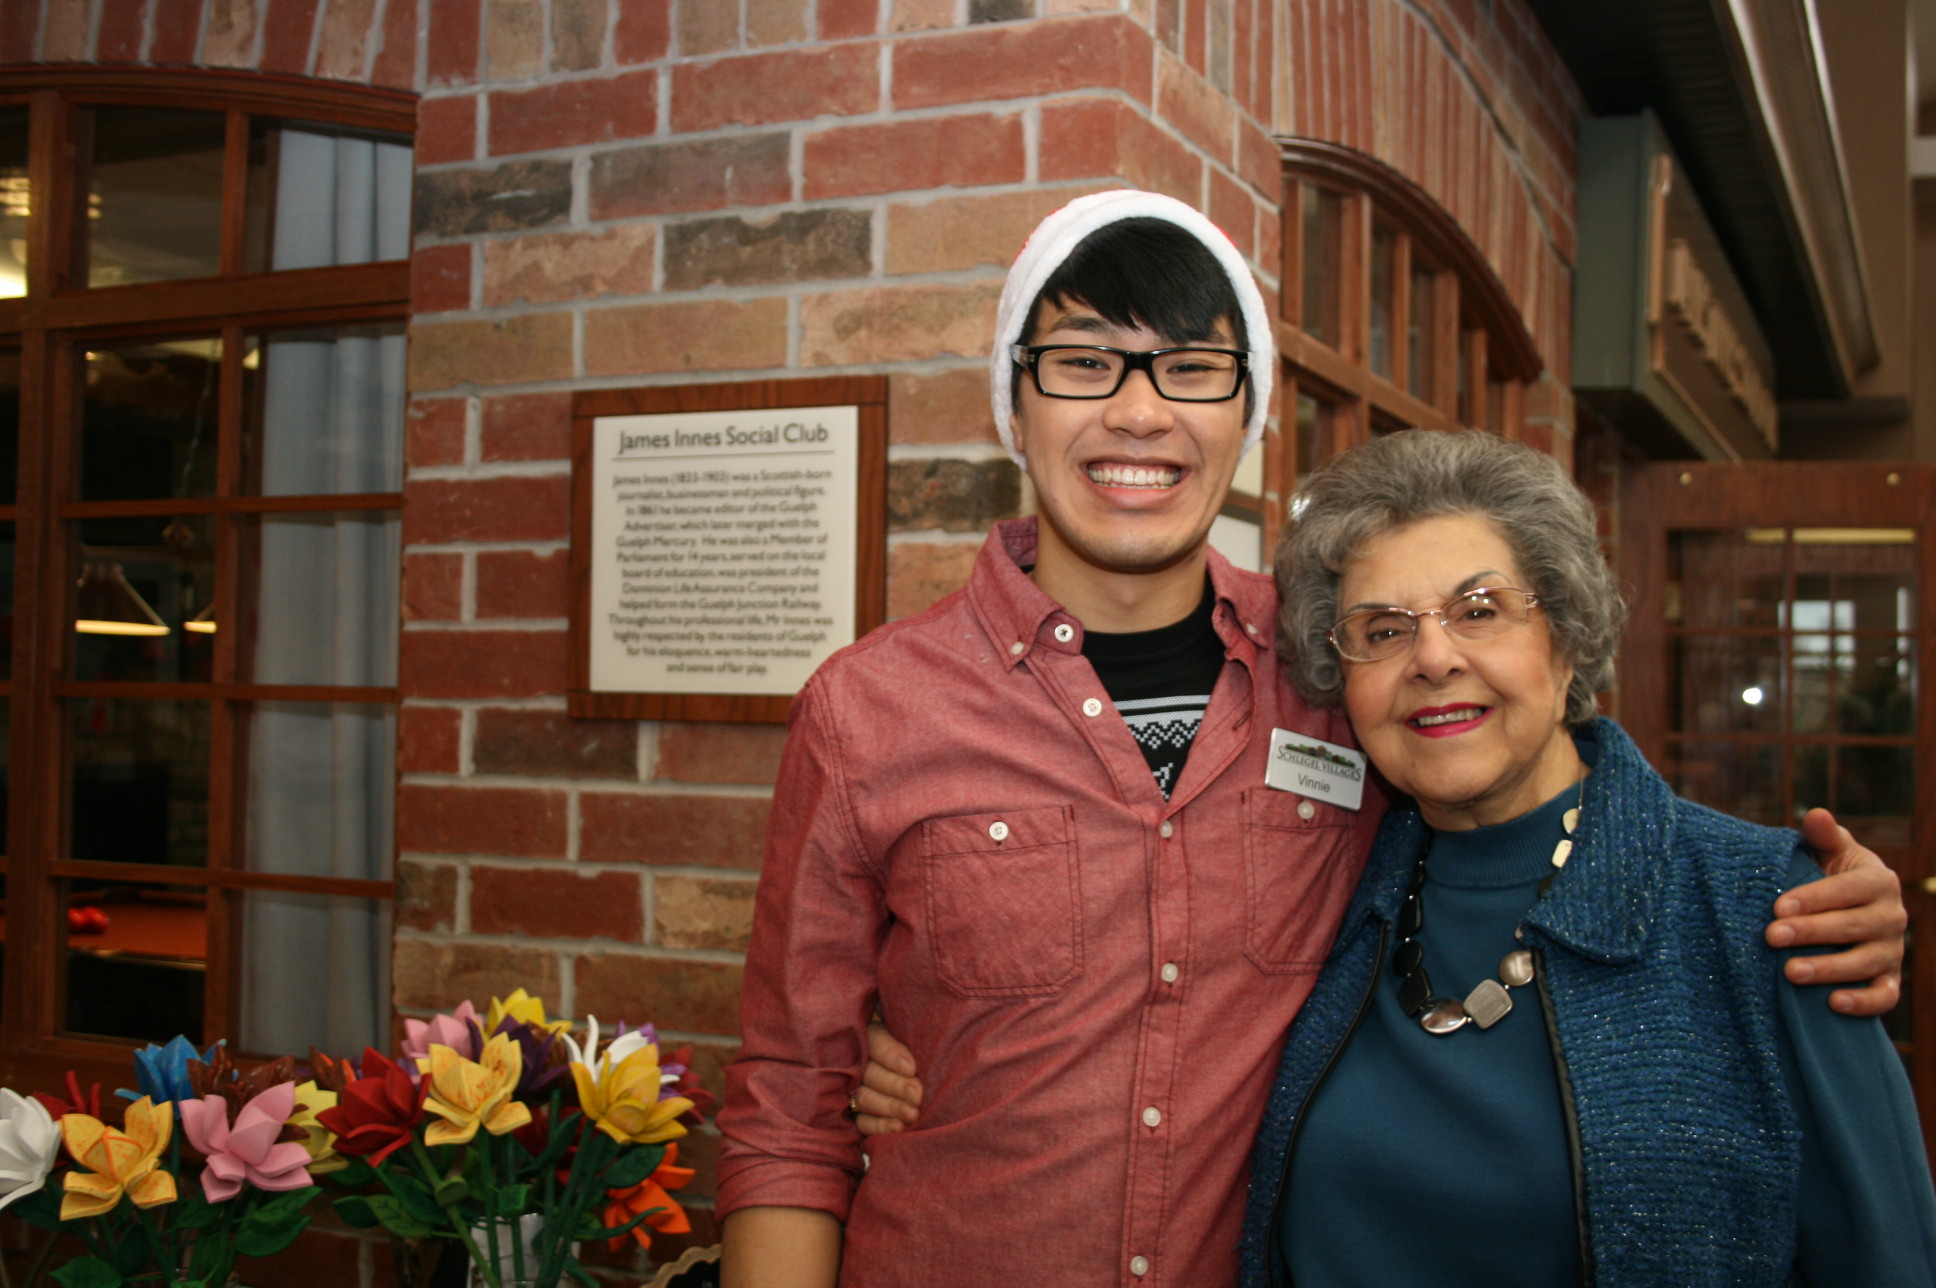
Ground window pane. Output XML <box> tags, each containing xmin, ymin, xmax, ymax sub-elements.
<box><xmin>1369</xmin><ymin>223</ymin><xmax>1396</xmax><ymax>378</ymax></box>
<box><xmin>0</xmin><ymin>106</ymin><xmax>25</xmax><ymax>297</ymax></box>
<box><xmin>244</xmin><ymin>701</ymin><xmax>394</xmax><ymax>879</ymax></box>
<box><xmin>238</xmin><ymin>890</ymin><xmax>389</xmax><ymax>1058</ymax></box>
<box><xmin>72</xmin><ymin>514</ymin><xmax>215</xmax><ymax>683</ymax></box>
<box><xmin>239</xmin><ymin>511</ymin><xmax>399</xmax><ymax>685</ymax></box>
<box><xmin>1671</xmin><ymin>634</ymin><xmax>1782</xmax><ymax>734</ymax></box>
<box><xmin>68</xmin><ymin>698</ymin><xmax>210</xmax><ymax>867</ymax></box>
<box><xmin>1299</xmin><ymin>181</ymin><xmax>1341</xmax><ymax>345</ymax></box>
<box><xmin>244</xmin><ymin>120</ymin><xmax>412</xmax><ymax>274</ymax></box>
<box><xmin>1666</xmin><ymin>739</ymin><xmax>1784</xmax><ymax>826</ymax></box>
<box><xmin>81</xmin><ymin>338</ymin><xmax>221</xmax><ymax>502</ymax></box>
<box><xmin>1294</xmin><ymin>388</ymin><xmax>1333</xmax><ymax>482</ymax></box>
<box><xmin>245</xmin><ymin>326</ymin><xmax>406</xmax><ymax>495</ymax></box>
<box><xmin>62</xmin><ymin>878</ymin><xmax>205</xmax><ymax>1044</ymax></box>
<box><xmin>1407</xmin><ymin>263</ymin><xmax>1436</xmax><ymax>400</ymax></box>
<box><xmin>1668</xmin><ymin>530</ymin><xmax>1784</xmax><ymax>629</ymax></box>
<box><xmin>85</xmin><ymin>106</ymin><xmax>226</xmax><ymax>288</ymax></box>
<box><xmin>0</xmin><ymin>348</ymin><xmax>18</xmax><ymax>501</ymax></box>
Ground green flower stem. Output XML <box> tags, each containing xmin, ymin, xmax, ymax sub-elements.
<box><xmin>409</xmin><ymin>1138</ymin><xmax>501</xmax><ymax>1288</ymax></box>
<box><xmin>130</xmin><ymin>1202</ymin><xmax>174</xmax><ymax>1287</ymax></box>
<box><xmin>498</xmin><ymin>1133</ymin><xmax>528</xmax><ymax>1288</ymax></box>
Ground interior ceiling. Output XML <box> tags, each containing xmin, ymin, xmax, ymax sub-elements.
<box><xmin>1524</xmin><ymin>0</ymin><xmax>1843</xmax><ymax>399</ymax></box>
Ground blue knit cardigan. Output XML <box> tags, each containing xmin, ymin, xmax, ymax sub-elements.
<box><xmin>1240</xmin><ymin>719</ymin><xmax>1802</xmax><ymax>1287</ymax></box>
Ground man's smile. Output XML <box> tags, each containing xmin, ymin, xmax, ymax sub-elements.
<box><xmin>1086</xmin><ymin>462</ymin><xmax>1183</xmax><ymax>489</ymax></box>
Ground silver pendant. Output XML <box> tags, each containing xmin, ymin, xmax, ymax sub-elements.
<box><xmin>1421</xmin><ymin>998</ymin><xmax>1469</xmax><ymax>1034</ymax></box>
<box><xmin>1464</xmin><ymin>979</ymin><xmax>1513</xmax><ymax>1029</ymax></box>
<box><xmin>1499</xmin><ymin>949</ymin><xmax>1535</xmax><ymax>987</ymax></box>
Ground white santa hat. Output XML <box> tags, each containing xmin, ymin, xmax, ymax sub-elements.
<box><xmin>989</xmin><ymin>189</ymin><xmax>1274</xmax><ymax>467</ymax></box>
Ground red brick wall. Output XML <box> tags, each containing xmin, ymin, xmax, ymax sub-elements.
<box><xmin>8</xmin><ymin>0</ymin><xmax>1583</xmax><ymax>1270</ymax></box>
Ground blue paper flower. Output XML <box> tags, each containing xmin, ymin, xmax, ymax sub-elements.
<box><xmin>116</xmin><ymin>1035</ymin><xmax>220</xmax><ymax>1108</ymax></box>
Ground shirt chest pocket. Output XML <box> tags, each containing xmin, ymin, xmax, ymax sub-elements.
<box><xmin>921</xmin><ymin>805</ymin><xmax>1083</xmax><ymax>998</ymax></box>
<box><xmin>1242</xmin><ymin>789</ymin><xmax>1362</xmax><ymax>974</ymax></box>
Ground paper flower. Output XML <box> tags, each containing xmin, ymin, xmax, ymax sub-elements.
<box><xmin>401</xmin><ymin>1000</ymin><xmax>483</xmax><ymax>1070</ymax></box>
<box><xmin>180</xmin><ymin>1082</ymin><xmax>314</xmax><ymax>1203</ymax></box>
<box><xmin>0</xmin><ymin>1090</ymin><xmax>60</xmax><ymax>1213</ymax></box>
<box><xmin>119</xmin><ymin>1036</ymin><xmax>217</xmax><ymax>1110</ymax></box>
<box><xmin>567</xmin><ymin>1020</ymin><xmax>692</xmax><ymax>1147</ymax></box>
<box><xmin>33</xmin><ymin>1070</ymin><xmax>102</xmax><ymax>1121</ymax></box>
<box><xmin>485</xmin><ymin>989</ymin><xmax>569</xmax><ymax>1038</ymax></box>
<box><xmin>286</xmin><ymin>1080</ymin><xmax>345</xmax><ymax>1174</ymax></box>
<box><xmin>315</xmin><ymin>1049</ymin><xmax>428</xmax><ymax>1166</ymax></box>
<box><xmin>60</xmin><ymin>1096</ymin><xmax>177</xmax><ymax>1219</ymax></box>
<box><xmin>419</xmin><ymin>1035</ymin><xmax>532</xmax><ymax>1148</ymax></box>
<box><xmin>188</xmin><ymin>1047</ymin><xmax>297</xmax><ymax>1121</ymax></box>
<box><xmin>601</xmin><ymin>1141</ymin><xmax>694</xmax><ymax>1251</ymax></box>
<box><xmin>494</xmin><ymin>1018</ymin><xmax>574</xmax><ymax>1102</ymax></box>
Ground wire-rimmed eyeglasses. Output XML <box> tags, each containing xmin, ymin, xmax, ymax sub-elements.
<box><xmin>1010</xmin><ymin>344</ymin><xmax>1249</xmax><ymax>402</ymax></box>
<box><xmin>1327</xmin><ymin>587</ymin><xmax>1543</xmax><ymax>663</ymax></box>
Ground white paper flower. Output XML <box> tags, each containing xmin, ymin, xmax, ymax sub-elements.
<box><xmin>0</xmin><ymin>1088</ymin><xmax>61</xmax><ymax>1212</ymax></box>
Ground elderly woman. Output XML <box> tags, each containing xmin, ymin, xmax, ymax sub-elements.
<box><xmin>1239</xmin><ymin>430</ymin><xmax>1936</xmax><ymax>1287</ymax></box>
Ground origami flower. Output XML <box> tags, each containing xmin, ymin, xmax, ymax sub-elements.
<box><xmin>419</xmin><ymin>1035</ymin><xmax>532</xmax><ymax>1148</ymax></box>
<box><xmin>179</xmin><ymin>1082</ymin><xmax>314</xmax><ymax>1203</ymax></box>
<box><xmin>60</xmin><ymin>1096</ymin><xmax>177</xmax><ymax>1220</ymax></box>
<box><xmin>401</xmin><ymin>1000</ymin><xmax>483</xmax><ymax>1071</ymax></box>
<box><xmin>315</xmin><ymin>1049</ymin><xmax>428</xmax><ymax>1166</ymax></box>
<box><xmin>566</xmin><ymin>1019</ymin><xmax>691</xmax><ymax>1147</ymax></box>
<box><xmin>485</xmin><ymin>989</ymin><xmax>569</xmax><ymax>1038</ymax></box>
<box><xmin>32</xmin><ymin>1070</ymin><xmax>102</xmax><ymax>1121</ymax></box>
<box><xmin>119</xmin><ymin>1036</ymin><xmax>217</xmax><ymax>1110</ymax></box>
<box><xmin>494</xmin><ymin>1018</ymin><xmax>574</xmax><ymax>1102</ymax></box>
<box><xmin>287</xmin><ymin>1080</ymin><xmax>345</xmax><ymax>1174</ymax></box>
<box><xmin>601</xmin><ymin>1141</ymin><xmax>694</xmax><ymax>1252</ymax></box>
<box><xmin>0</xmin><ymin>1090</ymin><xmax>60</xmax><ymax>1213</ymax></box>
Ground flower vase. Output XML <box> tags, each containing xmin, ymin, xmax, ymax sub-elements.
<box><xmin>467</xmin><ymin>1213</ymin><xmax>572</xmax><ymax>1288</ymax></box>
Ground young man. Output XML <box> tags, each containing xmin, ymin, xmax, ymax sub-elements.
<box><xmin>716</xmin><ymin>191</ymin><xmax>1903</xmax><ymax>1288</ymax></box>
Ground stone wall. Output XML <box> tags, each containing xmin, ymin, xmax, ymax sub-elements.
<box><xmin>3</xmin><ymin>0</ymin><xmax>1583</xmax><ymax>1273</ymax></box>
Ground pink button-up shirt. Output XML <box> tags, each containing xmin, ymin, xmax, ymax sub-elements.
<box><xmin>719</xmin><ymin>519</ymin><xmax>1383</xmax><ymax>1287</ymax></box>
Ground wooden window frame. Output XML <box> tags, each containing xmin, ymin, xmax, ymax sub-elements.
<box><xmin>1271</xmin><ymin>140</ymin><xmax>1544</xmax><ymax>550</ymax></box>
<box><xmin>0</xmin><ymin>69</ymin><xmax>412</xmax><ymax>1094</ymax></box>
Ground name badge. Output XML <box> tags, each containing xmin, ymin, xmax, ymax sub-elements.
<box><xmin>1265</xmin><ymin>729</ymin><xmax>1367</xmax><ymax>811</ymax></box>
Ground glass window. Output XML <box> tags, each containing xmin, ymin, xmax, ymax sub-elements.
<box><xmin>1408</xmin><ymin>261</ymin><xmax>1436</xmax><ymax>400</ymax></box>
<box><xmin>1300</xmin><ymin>181</ymin><xmax>1342</xmax><ymax>346</ymax></box>
<box><xmin>85</xmin><ymin>107</ymin><xmax>228</xmax><ymax>288</ymax></box>
<box><xmin>81</xmin><ymin>338</ymin><xmax>222</xmax><ymax>502</ymax></box>
<box><xmin>1369</xmin><ymin>222</ymin><xmax>1396</xmax><ymax>379</ymax></box>
<box><xmin>0</xmin><ymin>106</ymin><xmax>25</xmax><ymax>299</ymax></box>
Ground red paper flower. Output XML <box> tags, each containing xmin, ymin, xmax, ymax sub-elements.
<box><xmin>314</xmin><ymin>1049</ymin><xmax>427</xmax><ymax>1166</ymax></box>
<box><xmin>600</xmin><ymin>1142</ymin><xmax>694</xmax><ymax>1252</ymax></box>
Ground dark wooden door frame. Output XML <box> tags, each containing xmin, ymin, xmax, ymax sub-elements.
<box><xmin>1619</xmin><ymin>461</ymin><xmax>1936</xmax><ymax>1160</ymax></box>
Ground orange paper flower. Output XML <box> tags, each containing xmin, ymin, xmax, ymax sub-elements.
<box><xmin>59</xmin><ymin>1096</ymin><xmax>177</xmax><ymax>1220</ymax></box>
<box><xmin>601</xmin><ymin>1142</ymin><xmax>694</xmax><ymax>1252</ymax></box>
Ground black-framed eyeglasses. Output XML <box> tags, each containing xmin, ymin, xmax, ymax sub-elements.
<box><xmin>1326</xmin><ymin>587</ymin><xmax>1543</xmax><ymax>663</ymax></box>
<box><xmin>1011</xmin><ymin>343</ymin><xmax>1250</xmax><ymax>402</ymax></box>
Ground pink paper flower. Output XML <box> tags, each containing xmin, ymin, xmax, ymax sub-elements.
<box><xmin>179</xmin><ymin>1082</ymin><xmax>313</xmax><ymax>1203</ymax></box>
<box><xmin>400</xmin><ymin>1000</ymin><xmax>483</xmax><ymax>1073</ymax></box>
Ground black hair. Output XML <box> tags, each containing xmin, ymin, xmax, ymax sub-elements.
<box><xmin>1013</xmin><ymin>217</ymin><xmax>1251</xmax><ymax>416</ymax></box>
<box><xmin>1025</xmin><ymin>217</ymin><xmax>1247</xmax><ymax>348</ymax></box>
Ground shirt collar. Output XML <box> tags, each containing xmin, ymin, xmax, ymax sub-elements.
<box><xmin>966</xmin><ymin>518</ymin><xmax>1279</xmax><ymax>671</ymax></box>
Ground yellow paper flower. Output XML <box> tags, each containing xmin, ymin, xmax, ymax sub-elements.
<box><xmin>288</xmin><ymin>1080</ymin><xmax>346</xmax><ymax>1174</ymax></box>
<box><xmin>59</xmin><ymin>1096</ymin><xmax>177</xmax><ymax>1220</ymax></box>
<box><xmin>420</xmin><ymin>1035</ymin><xmax>532</xmax><ymax>1148</ymax></box>
<box><xmin>485</xmin><ymin>989</ymin><xmax>569</xmax><ymax>1037</ymax></box>
<box><xmin>570</xmin><ymin>1039</ymin><xmax>691</xmax><ymax>1147</ymax></box>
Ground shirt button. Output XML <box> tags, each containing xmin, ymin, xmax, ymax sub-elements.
<box><xmin>988</xmin><ymin>821</ymin><xmax>1009</xmax><ymax>842</ymax></box>
<box><xmin>1130</xmin><ymin>1257</ymin><xmax>1150</xmax><ymax>1277</ymax></box>
<box><xmin>1009</xmin><ymin>641</ymin><xmax>1025</xmax><ymax>655</ymax></box>
<box><xmin>1160</xmin><ymin>962</ymin><xmax>1179</xmax><ymax>983</ymax></box>
<box><xmin>1082</xmin><ymin>697</ymin><xmax>1103</xmax><ymax>717</ymax></box>
<box><xmin>1158</xmin><ymin>821</ymin><xmax>1173</xmax><ymax>839</ymax></box>
<box><xmin>1297</xmin><ymin>799</ymin><xmax>1316</xmax><ymax>820</ymax></box>
<box><xmin>1141</xmin><ymin>1106</ymin><xmax>1161</xmax><ymax>1128</ymax></box>
<box><xmin>1053</xmin><ymin>622</ymin><xmax>1075</xmax><ymax>643</ymax></box>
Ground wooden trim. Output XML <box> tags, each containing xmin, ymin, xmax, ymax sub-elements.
<box><xmin>52</xmin><ymin>681</ymin><xmax>398</xmax><ymax>703</ymax></box>
<box><xmin>1279</xmin><ymin>137</ymin><xmax>1544</xmax><ymax>382</ymax></box>
<box><xmin>1274</xmin><ymin>321</ymin><xmax>1463</xmax><ymax>435</ymax></box>
<box><xmin>0</xmin><ymin>65</ymin><xmax>415</xmax><ymax>133</ymax></box>
<box><xmin>24</xmin><ymin>261</ymin><xmax>408</xmax><ymax>334</ymax></box>
<box><xmin>47</xmin><ymin>859</ymin><xmax>392</xmax><ymax>899</ymax></box>
<box><xmin>569</xmin><ymin>376</ymin><xmax>889</xmax><ymax>724</ymax></box>
<box><xmin>62</xmin><ymin>492</ymin><xmax>402</xmax><ymax>517</ymax></box>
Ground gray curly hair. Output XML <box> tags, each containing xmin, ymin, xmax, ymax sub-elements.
<box><xmin>1275</xmin><ymin>429</ymin><xmax>1626</xmax><ymax>725</ymax></box>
